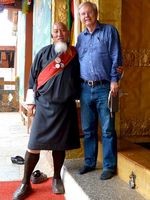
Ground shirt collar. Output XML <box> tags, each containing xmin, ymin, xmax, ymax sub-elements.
<box><xmin>83</xmin><ymin>21</ymin><xmax>101</xmax><ymax>35</ymax></box>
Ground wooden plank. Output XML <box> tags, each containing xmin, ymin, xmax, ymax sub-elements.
<box><xmin>0</xmin><ymin>81</ymin><xmax>15</xmax><ymax>85</ymax></box>
<box><xmin>20</xmin><ymin>101</ymin><xmax>31</xmax><ymax>134</ymax></box>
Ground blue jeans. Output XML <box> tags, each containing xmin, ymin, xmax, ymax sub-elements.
<box><xmin>80</xmin><ymin>82</ymin><xmax>117</xmax><ymax>171</ymax></box>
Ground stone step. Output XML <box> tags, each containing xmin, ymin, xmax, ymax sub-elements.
<box><xmin>62</xmin><ymin>159</ymin><xmax>146</xmax><ymax>200</ymax></box>
<box><xmin>97</xmin><ymin>139</ymin><xmax>150</xmax><ymax>200</ymax></box>
<box><xmin>117</xmin><ymin>139</ymin><xmax>150</xmax><ymax>200</ymax></box>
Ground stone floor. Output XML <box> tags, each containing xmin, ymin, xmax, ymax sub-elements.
<box><xmin>0</xmin><ymin>112</ymin><xmax>147</xmax><ymax>200</ymax></box>
<box><xmin>0</xmin><ymin>112</ymin><xmax>53</xmax><ymax>182</ymax></box>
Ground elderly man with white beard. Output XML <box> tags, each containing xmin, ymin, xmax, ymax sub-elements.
<box><xmin>13</xmin><ymin>22</ymin><xmax>80</xmax><ymax>200</ymax></box>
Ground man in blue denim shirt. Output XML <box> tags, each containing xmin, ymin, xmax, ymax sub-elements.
<box><xmin>76</xmin><ymin>1</ymin><xmax>123</xmax><ymax>180</ymax></box>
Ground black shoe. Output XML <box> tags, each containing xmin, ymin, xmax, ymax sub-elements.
<box><xmin>13</xmin><ymin>183</ymin><xmax>32</xmax><ymax>200</ymax></box>
<box><xmin>11</xmin><ymin>156</ymin><xmax>25</xmax><ymax>165</ymax></box>
<box><xmin>31</xmin><ymin>170</ymin><xmax>48</xmax><ymax>184</ymax></box>
<box><xmin>100</xmin><ymin>170</ymin><xmax>116</xmax><ymax>180</ymax></box>
<box><xmin>79</xmin><ymin>166</ymin><xmax>95</xmax><ymax>175</ymax></box>
<box><xmin>52</xmin><ymin>178</ymin><xmax>65</xmax><ymax>194</ymax></box>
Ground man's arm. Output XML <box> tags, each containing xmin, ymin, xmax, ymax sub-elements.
<box><xmin>108</xmin><ymin>25</ymin><xmax>123</xmax><ymax>81</ymax></box>
<box><xmin>25</xmin><ymin>50</ymin><xmax>42</xmax><ymax>116</ymax></box>
<box><xmin>108</xmin><ymin>26</ymin><xmax>123</xmax><ymax>95</ymax></box>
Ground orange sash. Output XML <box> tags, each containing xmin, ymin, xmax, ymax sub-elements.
<box><xmin>36</xmin><ymin>46</ymin><xmax>77</xmax><ymax>90</ymax></box>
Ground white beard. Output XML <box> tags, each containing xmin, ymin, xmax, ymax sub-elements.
<box><xmin>54</xmin><ymin>42</ymin><xmax>67</xmax><ymax>54</ymax></box>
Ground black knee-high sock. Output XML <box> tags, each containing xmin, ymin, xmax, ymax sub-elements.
<box><xmin>52</xmin><ymin>150</ymin><xmax>65</xmax><ymax>179</ymax></box>
<box><xmin>22</xmin><ymin>151</ymin><xmax>40</xmax><ymax>184</ymax></box>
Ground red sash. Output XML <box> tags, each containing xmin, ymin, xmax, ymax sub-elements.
<box><xmin>36</xmin><ymin>46</ymin><xmax>77</xmax><ymax>90</ymax></box>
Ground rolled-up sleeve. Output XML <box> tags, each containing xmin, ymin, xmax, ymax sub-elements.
<box><xmin>108</xmin><ymin>26</ymin><xmax>123</xmax><ymax>82</ymax></box>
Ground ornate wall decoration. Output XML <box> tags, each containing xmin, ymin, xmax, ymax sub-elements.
<box><xmin>121</xmin><ymin>118</ymin><xmax>150</xmax><ymax>137</ymax></box>
<box><xmin>52</xmin><ymin>0</ymin><xmax>67</xmax><ymax>26</ymax></box>
<box><xmin>123</xmin><ymin>49</ymin><xmax>150</xmax><ymax>67</ymax></box>
<box><xmin>120</xmin><ymin>0</ymin><xmax>150</xmax><ymax>141</ymax></box>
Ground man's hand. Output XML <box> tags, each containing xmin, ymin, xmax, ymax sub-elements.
<box><xmin>110</xmin><ymin>82</ymin><xmax>119</xmax><ymax>96</ymax></box>
<box><xmin>117</xmin><ymin>66</ymin><xmax>124</xmax><ymax>74</ymax></box>
<box><xmin>27</xmin><ymin>104</ymin><xmax>35</xmax><ymax>117</ymax></box>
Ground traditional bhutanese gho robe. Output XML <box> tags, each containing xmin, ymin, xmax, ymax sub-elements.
<box><xmin>26</xmin><ymin>44</ymin><xmax>80</xmax><ymax>151</ymax></box>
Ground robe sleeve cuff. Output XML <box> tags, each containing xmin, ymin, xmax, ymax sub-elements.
<box><xmin>25</xmin><ymin>89</ymin><xmax>35</xmax><ymax>104</ymax></box>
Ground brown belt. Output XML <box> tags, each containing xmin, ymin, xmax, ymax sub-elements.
<box><xmin>81</xmin><ymin>79</ymin><xmax>109</xmax><ymax>87</ymax></box>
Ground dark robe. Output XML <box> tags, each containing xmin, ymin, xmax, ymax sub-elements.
<box><xmin>28</xmin><ymin>44</ymin><xmax>80</xmax><ymax>150</ymax></box>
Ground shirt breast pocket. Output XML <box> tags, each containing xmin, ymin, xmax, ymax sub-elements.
<box><xmin>94</xmin><ymin>39</ymin><xmax>108</xmax><ymax>54</ymax></box>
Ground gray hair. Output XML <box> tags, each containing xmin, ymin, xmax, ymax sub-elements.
<box><xmin>78</xmin><ymin>1</ymin><xmax>98</xmax><ymax>15</ymax></box>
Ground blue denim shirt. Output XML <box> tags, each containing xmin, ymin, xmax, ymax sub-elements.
<box><xmin>76</xmin><ymin>22</ymin><xmax>123</xmax><ymax>82</ymax></box>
